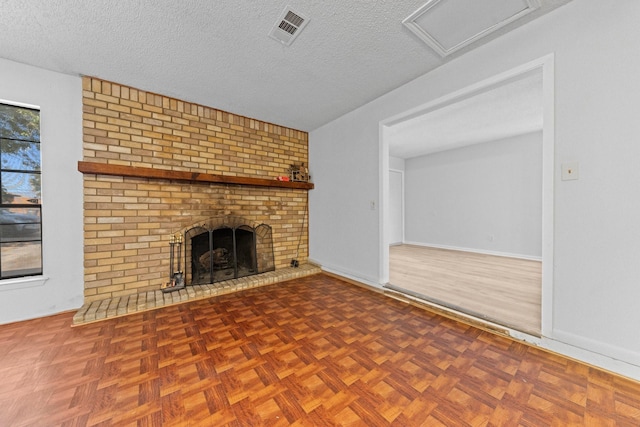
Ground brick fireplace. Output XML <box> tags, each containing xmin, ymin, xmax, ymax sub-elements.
<box><xmin>80</xmin><ymin>77</ymin><xmax>311</xmax><ymax>303</ymax></box>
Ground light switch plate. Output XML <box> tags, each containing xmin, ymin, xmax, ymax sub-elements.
<box><xmin>562</xmin><ymin>162</ymin><xmax>579</xmax><ymax>181</ymax></box>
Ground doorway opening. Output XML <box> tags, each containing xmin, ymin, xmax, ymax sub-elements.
<box><xmin>380</xmin><ymin>56</ymin><xmax>554</xmax><ymax>336</ymax></box>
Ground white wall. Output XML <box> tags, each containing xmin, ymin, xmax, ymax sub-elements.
<box><xmin>0</xmin><ymin>58</ymin><xmax>84</xmax><ymax>323</ymax></box>
<box><xmin>309</xmin><ymin>0</ymin><xmax>640</xmax><ymax>378</ymax></box>
<box><xmin>404</xmin><ymin>132</ymin><xmax>542</xmax><ymax>258</ymax></box>
<box><xmin>389</xmin><ymin>156</ymin><xmax>405</xmax><ymax>171</ymax></box>
<box><xmin>309</xmin><ymin>110</ymin><xmax>381</xmax><ymax>284</ymax></box>
<box><xmin>388</xmin><ymin>156</ymin><xmax>405</xmax><ymax>245</ymax></box>
<box><xmin>388</xmin><ymin>170</ymin><xmax>403</xmax><ymax>245</ymax></box>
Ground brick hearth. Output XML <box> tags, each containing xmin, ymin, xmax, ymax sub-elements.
<box><xmin>73</xmin><ymin>263</ymin><xmax>320</xmax><ymax>325</ymax></box>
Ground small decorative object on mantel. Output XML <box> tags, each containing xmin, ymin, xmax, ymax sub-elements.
<box><xmin>162</xmin><ymin>233</ymin><xmax>186</xmax><ymax>293</ymax></box>
<box><xmin>288</xmin><ymin>163</ymin><xmax>310</xmax><ymax>182</ymax></box>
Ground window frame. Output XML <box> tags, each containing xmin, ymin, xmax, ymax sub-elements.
<box><xmin>0</xmin><ymin>100</ymin><xmax>43</xmax><ymax>280</ymax></box>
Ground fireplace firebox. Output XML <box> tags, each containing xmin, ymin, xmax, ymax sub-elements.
<box><xmin>181</xmin><ymin>216</ymin><xmax>274</xmax><ymax>286</ymax></box>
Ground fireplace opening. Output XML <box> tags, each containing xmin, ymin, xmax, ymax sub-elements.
<box><xmin>183</xmin><ymin>217</ymin><xmax>274</xmax><ymax>286</ymax></box>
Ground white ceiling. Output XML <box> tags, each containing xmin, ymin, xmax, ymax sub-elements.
<box><xmin>387</xmin><ymin>70</ymin><xmax>544</xmax><ymax>159</ymax></box>
<box><xmin>0</xmin><ymin>0</ymin><xmax>570</xmax><ymax>132</ymax></box>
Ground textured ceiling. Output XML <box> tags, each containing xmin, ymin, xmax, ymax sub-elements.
<box><xmin>0</xmin><ymin>0</ymin><xmax>571</xmax><ymax>131</ymax></box>
<box><xmin>388</xmin><ymin>70</ymin><xmax>543</xmax><ymax>159</ymax></box>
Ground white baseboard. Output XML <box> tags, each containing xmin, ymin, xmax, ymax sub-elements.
<box><xmin>545</xmin><ymin>329</ymin><xmax>640</xmax><ymax>381</ymax></box>
<box><xmin>308</xmin><ymin>258</ymin><xmax>381</xmax><ymax>289</ymax></box>
<box><xmin>402</xmin><ymin>241</ymin><xmax>542</xmax><ymax>262</ymax></box>
<box><xmin>498</xmin><ymin>329</ymin><xmax>640</xmax><ymax>382</ymax></box>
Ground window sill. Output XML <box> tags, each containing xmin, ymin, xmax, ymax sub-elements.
<box><xmin>0</xmin><ymin>275</ymin><xmax>49</xmax><ymax>292</ymax></box>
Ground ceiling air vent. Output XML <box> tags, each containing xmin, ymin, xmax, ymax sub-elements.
<box><xmin>269</xmin><ymin>6</ymin><xmax>309</xmax><ymax>46</ymax></box>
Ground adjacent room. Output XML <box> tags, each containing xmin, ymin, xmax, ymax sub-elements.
<box><xmin>1</xmin><ymin>0</ymin><xmax>640</xmax><ymax>425</ymax></box>
<box><xmin>385</xmin><ymin>68</ymin><xmax>544</xmax><ymax>336</ymax></box>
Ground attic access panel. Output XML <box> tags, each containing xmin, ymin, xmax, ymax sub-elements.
<box><xmin>403</xmin><ymin>0</ymin><xmax>541</xmax><ymax>57</ymax></box>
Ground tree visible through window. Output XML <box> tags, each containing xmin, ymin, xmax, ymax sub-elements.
<box><xmin>0</xmin><ymin>103</ymin><xmax>42</xmax><ymax>279</ymax></box>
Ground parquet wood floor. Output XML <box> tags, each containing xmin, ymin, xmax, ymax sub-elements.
<box><xmin>1</xmin><ymin>274</ymin><xmax>639</xmax><ymax>426</ymax></box>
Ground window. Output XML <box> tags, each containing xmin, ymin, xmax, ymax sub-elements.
<box><xmin>0</xmin><ymin>102</ymin><xmax>42</xmax><ymax>279</ymax></box>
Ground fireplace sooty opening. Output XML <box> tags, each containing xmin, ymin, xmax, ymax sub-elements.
<box><xmin>181</xmin><ymin>217</ymin><xmax>274</xmax><ymax>286</ymax></box>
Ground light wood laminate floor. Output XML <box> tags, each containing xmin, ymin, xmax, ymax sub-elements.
<box><xmin>389</xmin><ymin>245</ymin><xmax>541</xmax><ymax>335</ymax></box>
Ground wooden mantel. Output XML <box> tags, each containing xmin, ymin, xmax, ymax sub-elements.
<box><xmin>77</xmin><ymin>161</ymin><xmax>314</xmax><ymax>190</ymax></box>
